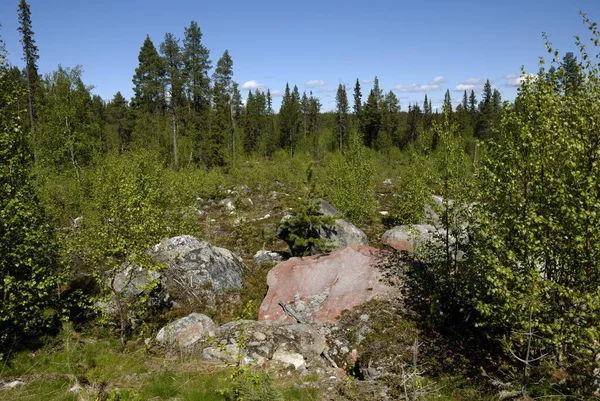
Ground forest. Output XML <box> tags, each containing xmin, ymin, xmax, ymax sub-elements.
<box><xmin>2</xmin><ymin>0</ymin><xmax>600</xmax><ymax>400</ymax></box>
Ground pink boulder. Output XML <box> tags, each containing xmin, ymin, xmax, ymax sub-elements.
<box><xmin>258</xmin><ymin>246</ymin><xmax>394</xmax><ymax>323</ymax></box>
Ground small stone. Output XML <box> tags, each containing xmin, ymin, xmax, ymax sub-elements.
<box><xmin>253</xmin><ymin>331</ymin><xmax>267</xmax><ymax>341</ymax></box>
<box><xmin>5</xmin><ymin>380</ymin><xmax>25</xmax><ymax>389</ymax></box>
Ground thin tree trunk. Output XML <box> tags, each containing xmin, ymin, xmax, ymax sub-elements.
<box><xmin>171</xmin><ymin>105</ymin><xmax>178</xmax><ymax>170</ymax></box>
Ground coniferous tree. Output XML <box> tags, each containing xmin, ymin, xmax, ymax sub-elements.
<box><xmin>335</xmin><ymin>83</ymin><xmax>349</xmax><ymax>152</ymax></box>
<box><xmin>17</xmin><ymin>0</ymin><xmax>39</xmax><ymax>164</ymax></box>
<box><xmin>468</xmin><ymin>89</ymin><xmax>477</xmax><ymax>114</ymax></box>
<box><xmin>476</xmin><ymin>79</ymin><xmax>494</xmax><ymax>140</ymax></box>
<box><xmin>559</xmin><ymin>52</ymin><xmax>582</xmax><ymax>94</ymax></box>
<box><xmin>443</xmin><ymin>89</ymin><xmax>452</xmax><ymax>114</ymax></box>
<box><xmin>132</xmin><ymin>36</ymin><xmax>165</xmax><ymax>114</ymax></box>
<box><xmin>160</xmin><ymin>32</ymin><xmax>184</xmax><ymax>170</ymax></box>
<box><xmin>278</xmin><ymin>83</ymin><xmax>301</xmax><ymax>155</ymax></box>
<box><xmin>379</xmin><ymin>90</ymin><xmax>399</xmax><ymax>151</ymax></box>
<box><xmin>301</xmin><ymin>91</ymin><xmax>309</xmax><ymax>142</ymax></box>
<box><xmin>106</xmin><ymin>91</ymin><xmax>131</xmax><ymax>152</ymax></box>
<box><xmin>362</xmin><ymin>77</ymin><xmax>382</xmax><ymax>148</ymax></box>
<box><xmin>353</xmin><ymin>78</ymin><xmax>362</xmax><ymax>132</ymax></box>
<box><xmin>211</xmin><ymin>50</ymin><xmax>234</xmax><ymax>166</ymax></box>
<box><xmin>182</xmin><ymin>21</ymin><xmax>211</xmax><ymax>163</ymax></box>
<box><xmin>406</xmin><ymin>103</ymin><xmax>422</xmax><ymax>147</ymax></box>
<box><xmin>264</xmin><ymin>89</ymin><xmax>276</xmax><ymax>156</ymax></box>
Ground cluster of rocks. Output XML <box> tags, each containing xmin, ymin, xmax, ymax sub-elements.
<box><xmin>119</xmin><ymin>192</ymin><xmax>466</xmax><ymax>384</ymax></box>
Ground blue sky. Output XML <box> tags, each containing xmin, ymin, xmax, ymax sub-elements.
<box><xmin>1</xmin><ymin>0</ymin><xmax>598</xmax><ymax>111</ymax></box>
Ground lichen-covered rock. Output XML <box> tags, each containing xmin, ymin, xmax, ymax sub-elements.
<box><xmin>381</xmin><ymin>224</ymin><xmax>436</xmax><ymax>253</ymax></box>
<box><xmin>253</xmin><ymin>250</ymin><xmax>286</xmax><ymax>267</ymax></box>
<box><xmin>258</xmin><ymin>246</ymin><xmax>394</xmax><ymax>323</ymax></box>
<box><xmin>151</xmin><ymin>236</ymin><xmax>245</xmax><ymax>297</ymax></box>
<box><xmin>201</xmin><ymin>320</ymin><xmax>328</xmax><ymax>371</ymax></box>
<box><xmin>156</xmin><ymin>313</ymin><xmax>216</xmax><ymax>348</ymax></box>
<box><xmin>316</xmin><ymin>200</ymin><xmax>369</xmax><ymax>250</ymax></box>
<box><xmin>110</xmin><ymin>263</ymin><xmax>161</xmax><ymax>298</ymax></box>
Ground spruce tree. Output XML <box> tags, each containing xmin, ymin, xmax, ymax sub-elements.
<box><xmin>353</xmin><ymin>78</ymin><xmax>362</xmax><ymax>133</ymax></box>
<box><xmin>476</xmin><ymin>79</ymin><xmax>494</xmax><ymax>140</ymax></box>
<box><xmin>182</xmin><ymin>21</ymin><xmax>211</xmax><ymax>163</ymax></box>
<box><xmin>362</xmin><ymin>78</ymin><xmax>381</xmax><ymax>148</ymax></box>
<box><xmin>132</xmin><ymin>35</ymin><xmax>165</xmax><ymax>113</ymax></box>
<box><xmin>160</xmin><ymin>32</ymin><xmax>183</xmax><ymax>170</ymax></box>
<box><xmin>335</xmin><ymin>83</ymin><xmax>349</xmax><ymax>152</ymax></box>
<box><xmin>210</xmin><ymin>50</ymin><xmax>234</xmax><ymax>166</ymax></box>
<box><xmin>17</xmin><ymin>0</ymin><xmax>39</xmax><ymax>165</ymax></box>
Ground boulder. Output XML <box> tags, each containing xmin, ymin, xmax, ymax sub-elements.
<box><xmin>201</xmin><ymin>320</ymin><xmax>329</xmax><ymax>371</ymax></box>
<box><xmin>258</xmin><ymin>246</ymin><xmax>394</xmax><ymax>323</ymax></box>
<box><xmin>276</xmin><ymin>200</ymin><xmax>368</xmax><ymax>255</ymax></box>
<box><xmin>382</xmin><ymin>224</ymin><xmax>436</xmax><ymax>253</ymax></box>
<box><xmin>110</xmin><ymin>262</ymin><xmax>161</xmax><ymax>298</ymax></box>
<box><xmin>156</xmin><ymin>313</ymin><xmax>216</xmax><ymax>348</ymax></box>
<box><xmin>151</xmin><ymin>236</ymin><xmax>245</xmax><ymax>303</ymax></box>
<box><xmin>317</xmin><ymin>200</ymin><xmax>369</xmax><ymax>250</ymax></box>
<box><xmin>253</xmin><ymin>250</ymin><xmax>286</xmax><ymax>267</ymax></box>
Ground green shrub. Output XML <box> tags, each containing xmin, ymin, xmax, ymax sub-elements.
<box><xmin>326</xmin><ymin>129</ymin><xmax>375</xmax><ymax>224</ymax></box>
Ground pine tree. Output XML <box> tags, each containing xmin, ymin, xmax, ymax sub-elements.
<box><xmin>17</xmin><ymin>0</ymin><xmax>39</xmax><ymax>165</ymax></box>
<box><xmin>335</xmin><ymin>83</ymin><xmax>349</xmax><ymax>152</ymax></box>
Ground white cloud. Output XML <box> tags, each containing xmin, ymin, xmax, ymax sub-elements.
<box><xmin>270</xmin><ymin>90</ymin><xmax>284</xmax><ymax>96</ymax></box>
<box><xmin>394</xmin><ymin>83</ymin><xmax>442</xmax><ymax>92</ymax></box>
<box><xmin>428</xmin><ymin>76</ymin><xmax>447</xmax><ymax>85</ymax></box>
<box><xmin>504</xmin><ymin>73</ymin><xmax>536</xmax><ymax>87</ymax></box>
<box><xmin>305</xmin><ymin>79</ymin><xmax>325</xmax><ymax>88</ymax></box>
<box><xmin>241</xmin><ymin>80</ymin><xmax>267</xmax><ymax>90</ymax></box>
<box><xmin>361</xmin><ymin>79</ymin><xmax>374</xmax><ymax>84</ymax></box>
<box><xmin>454</xmin><ymin>83</ymin><xmax>479</xmax><ymax>92</ymax></box>
<box><xmin>462</xmin><ymin>77</ymin><xmax>487</xmax><ymax>85</ymax></box>
<box><xmin>319</xmin><ymin>87</ymin><xmax>337</xmax><ymax>93</ymax></box>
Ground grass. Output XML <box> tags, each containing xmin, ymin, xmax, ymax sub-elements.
<box><xmin>0</xmin><ymin>324</ymin><xmax>323</xmax><ymax>401</ymax></box>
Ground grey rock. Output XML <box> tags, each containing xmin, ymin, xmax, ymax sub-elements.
<box><xmin>151</xmin><ymin>236</ymin><xmax>246</xmax><ymax>302</ymax></box>
<box><xmin>201</xmin><ymin>320</ymin><xmax>328</xmax><ymax>371</ymax></box>
<box><xmin>317</xmin><ymin>200</ymin><xmax>369</xmax><ymax>251</ymax></box>
<box><xmin>382</xmin><ymin>225</ymin><xmax>436</xmax><ymax>254</ymax></box>
<box><xmin>156</xmin><ymin>313</ymin><xmax>216</xmax><ymax>348</ymax></box>
<box><xmin>218</xmin><ymin>198</ymin><xmax>235</xmax><ymax>211</ymax></box>
<box><xmin>111</xmin><ymin>263</ymin><xmax>160</xmax><ymax>298</ymax></box>
<box><xmin>253</xmin><ymin>250</ymin><xmax>286</xmax><ymax>267</ymax></box>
